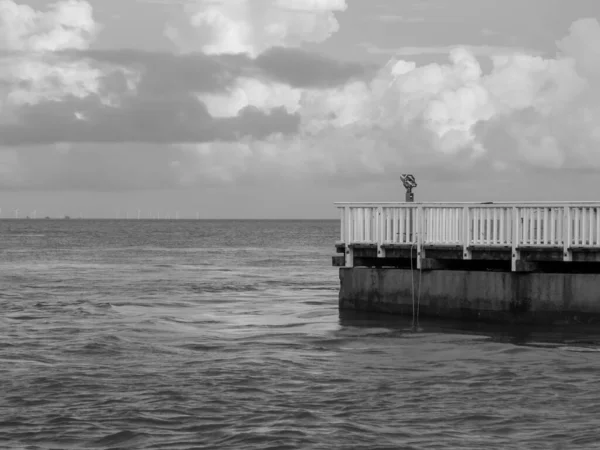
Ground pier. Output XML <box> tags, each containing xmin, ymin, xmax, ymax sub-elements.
<box><xmin>332</xmin><ymin>202</ymin><xmax>600</xmax><ymax>324</ymax></box>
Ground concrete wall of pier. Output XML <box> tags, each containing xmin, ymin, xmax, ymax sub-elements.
<box><xmin>339</xmin><ymin>268</ymin><xmax>600</xmax><ymax>325</ymax></box>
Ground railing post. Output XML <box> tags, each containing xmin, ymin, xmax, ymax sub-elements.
<box><xmin>345</xmin><ymin>206</ymin><xmax>354</xmax><ymax>267</ymax></box>
<box><xmin>462</xmin><ymin>206</ymin><xmax>471</xmax><ymax>260</ymax></box>
<box><xmin>564</xmin><ymin>206</ymin><xmax>572</xmax><ymax>261</ymax></box>
<box><xmin>339</xmin><ymin>207</ymin><xmax>345</xmax><ymax>243</ymax></box>
<box><xmin>416</xmin><ymin>206</ymin><xmax>423</xmax><ymax>269</ymax></box>
<box><xmin>511</xmin><ymin>206</ymin><xmax>520</xmax><ymax>272</ymax></box>
<box><xmin>377</xmin><ymin>206</ymin><xmax>386</xmax><ymax>258</ymax></box>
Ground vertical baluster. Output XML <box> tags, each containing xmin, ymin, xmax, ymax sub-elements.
<box><xmin>395</xmin><ymin>208</ymin><xmax>400</xmax><ymax>244</ymax></box>
<box><xmin>580</xmin><ymin>208</ymin><xmax>585</xmax><ymax>246</ymax></box>
<box><xmin>507</xmin><ymin>207</ymin><xmax>512</xmax><ymax>243</ymax></box>
<box><xmin>452</xmin><ymin>208</ymin><xmax>458</xmax><ymax>244</ymax></box>
<box><xmin>581</xmin><ymin>208</ymin><xmax>586</xmax><ymax>246</ymax></box>
<box><xmin>596</xmin><ymin>207</ymin><xmax>600</xmax><ymax>246</ymax></box>
<box><xmin>535</xmin><ymin>208</ymin><xmax>541</xmax><ymax>245</ymax></box>
<box><xmin>439</xmin><ymin>208</ymin><xmax>446</xmax><ymax>243</ymax></box>
<box><xmin>588</xmin><ymin>207</ymin><xmax>592</xmax><ymax>246</ymax></box>
<box><xmin>425</xmin><ymin>208</ymin><xmax>430</xmax><ymax>244</ymax></box>
<box><xmin>439</xmin><ymin>208</ymin><xmax>443</xmax><ymax>242</ymax></box>
<box><xmin>383</xmin><ymin>209</ymin><xmax>388</xmax><ymax>242</ymax></box>
<box><xmin>404</xmin><ymin>208</ymin><xmax>413</xmax><ymax>243</ymax></box>
<box><xmin>457</xmin><ymin>208</ymin><xmax>461</xmax><ymax>243</ymax></box>
<box><xmin>433</xmin><ymin>208</ymin><xmax>437</xmax><ymax>243</ymax></box>
<box><xmin>512</xmin><ymin>207</ymin><xmax>520</xmax><ymax>271</ymax></box>
<box><xmin>360</xmin><ymin>208</ymin><xmax>365</xmax><ymax>242</ymax></box>
<box><xmin>456</xmin><ymin>208</ymin><xmax>460</xmax><ymax>243</ymax></box>
<box><xmin>557</xmin><ymin>207</ymin><xmax>561</xmax><ymax>245</ymax></box>
<box><xmin>473</xmin><ymin>208</ymin><xmax>478</xmax><ymax>244</ymax></box>
<box><xmin>448</xmin><ymin>208</ymin><xmax>453</xmax><ymax>243</ymax></box>
<box><xmin>492</xmin><ymin>209</ymin><xmax>498</xmax><ymax>245</ymax></box>
<box><xmin>436</xmin><ymin>208</ymin><xmax>441</xmax><ymax>243</ymax></box>
<box><xmin>363</xmin><ymin>208</ymin><xmax>368</xmax><ymax>242</ymax></box>
<box><xmin>353</xmin><ymin>208</ymin><xmax>358</xmax><ymax>242</ymax></box>
<box><xmin>520</xmin><ymin>209</ymin><xmax>525</xmax><ymax>244</ymax></box>
<box><xmin>523</xmin><ymin>208</ymin><xmax>528</xmax><ymax>244</ymax></box>
<box><xmin>498</xmin><ymin>208</ymin><xmax>503</xmax><ymax>245</ymax></box>
<box><xmin>345</xmin><ymin>206</ymin><xmax>350</xmax><ymax>244</ymax></box>
<box><xmin>348</xmin><ymin>208</ymin><xmax>352</xmax><ymax>243</ymax></box>
<box><xmin>389</xmin><ymin>208</ymin><xmax>393</xmax><ymax>243</ymax></box>
<box><xmin>485</xmin><ymin>208</ymin><xmax>492</xmax><ymax>245</ymax></box>
<box><xmin>480</xmin><ymin>208</ymin><xmax>485</xmax><ymax>244</ymax></box>
<box><xmin>351</xmin><ymin>208</ymin><xmax>356</xmax><ymax>242</ymax></box>
<box><xmin>371</xmin><ymin>207</ymin><xmax>375</xmax><ymax>244</ymax></box>
<box><xmin>446</xmin><ymin>208</ymin><xmax>450</xmax><ymax>243</ymax></box>
<box><xmin>448</xmin><ymin>208</ymin><xmax>452</xmax><ymax>243</ymax></box>
<box><xmin>371</xmin><ymin>207</ymin><xmax>376</xmax><ymax>242</ymax></box>
<box><xmin>394</xmin><ymin>209</ymin><xmax>400</xmax><ymax>244</ymax></box>
<box><xmin>407</xmin><ymin>208</ymin><xmax>420</xmax><ymax>244</ymax></box>
<box><xmin>550</xmin><ymin>208</ymin><xmax>555</xmax><ymax>245</ymax></box>
<box><xmin>543</xmin><ymin>208</ymin><xmax>549</xmax><ymax>245</ymax></box>
<box><xmin>356</xmin><ymin>208</ymin><xmax>360</xmax><ymax>242</ymax></box>
<box><xmin>473</xmin><ymin>207</ymin><xmax>478</xmax><ymax>244</ymax></box>
<box><xmin>526</xmin><ymin>209</ymin><xmax>532</xmax><ymax>245</ymax></box>
<box><xmin>371</xmin><ymin>207</ymin><xmax>375</xmax><ymax>241</ymax></box>
<box><xmin>400</xmin><ymin>208</ymin><xmax>405</xmax><ymax>244</ymax></box>
<box><xmin>404</xmin><ymin>207</ymin><xmax>409</xmax><ymax>244</ymax></box>
<box><xmin>356</xmin><ymin>207</ymin><xmax>361</xmax><ymax>243</ymax></box>
<box><xmin>574</xmin><ymin>208</ymin><xmax>580</xmax><ymax>246</ymax></box>
<box><xmin>479</xmin><ymin>209</ymin><xmax>483</xmax><ymax>244</ymax></box>
<box><xmin>433</xmin><ymin>208</ymin><xmax>438</xmax><ymax>244</ymax></box>
<box><xmin>339</xmin><ymin>208</ymin><xmax>344</xmax><ymax>243</ymax></box>
<box><xmin>364</xmin><ymin>208</ymin><xmax>368</xmax><ymax>242</ymax></box>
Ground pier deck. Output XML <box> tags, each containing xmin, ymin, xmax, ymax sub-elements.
<box><xmin>332</xmin><ymin>202</ymin><xmax>600</xmax><ymax>272</ymax></box>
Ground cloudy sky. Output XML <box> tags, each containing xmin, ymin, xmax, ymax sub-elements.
<box><xmin>1</xmin><ymin>0</ymin><xmax>600</xmax><ymax>218</ymax></box>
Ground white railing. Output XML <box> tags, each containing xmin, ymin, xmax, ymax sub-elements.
<box><xmin>336</xmin><ymin>202</ymin><xmax>600</xmax><ymax>270</ymax></box>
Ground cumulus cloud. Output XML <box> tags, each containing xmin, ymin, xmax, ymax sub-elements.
<box><xmin>0</xmin><ymin>0</ymin><xmax>97</xmax><ymax>51</ymax></box>
<box><xmin>0</xmin><ymin>0</ymin><xmax>101</xmax><ymax>105</ymax></box>
<box><xmin>3</xmin><ymin>0</ymin><xmax>600</xmax><ymax>193</ymax></box>
<box><xmin>175</xmin><ymin>17</ymin><xmax>600</xmax><ymax>187</ymax></box>
<box><xmin>165</xmin><ymin>0</ymin><xmax>347</xmax><ymax>57</ymax></box>
<box><xmin>1</xmin><ymin>1</ymin><xmax>329</xmax><ymax>146</ymax></box>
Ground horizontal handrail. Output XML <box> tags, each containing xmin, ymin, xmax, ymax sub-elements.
<box><xmin>335</xmin><ymin>201</ymin><xmax>600</xmax><ymax>207</ymax></box>
<box><xmin>336</xmin><ymin>202</ymin><xmax>600</xmax><ymax>270</ymax></box>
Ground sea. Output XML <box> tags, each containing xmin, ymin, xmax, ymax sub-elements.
<box><xmin>1</xmin><ymin>219</ymin><xmax>600</xmax><ymax>450</ymax></box>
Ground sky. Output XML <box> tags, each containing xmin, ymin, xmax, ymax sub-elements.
<box><xmin>1</xmin><ymin>0</ymin><xmax>600</xmax><ymax>219</ymax></box>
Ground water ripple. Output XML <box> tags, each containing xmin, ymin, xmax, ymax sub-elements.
<box><xmin>1</xmin><ymin>220</ymin><xmax>600</xmax><ymax>449</ymax></box>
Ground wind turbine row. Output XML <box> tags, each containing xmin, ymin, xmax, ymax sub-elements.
<box><xmin>114</xmin><ymin>210</ymin><xmax>190</xmax><ymax>219</ymax></box>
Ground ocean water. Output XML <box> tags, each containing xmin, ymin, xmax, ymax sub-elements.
<box><xmin>1</xmin><ymin>219</ymin><xmax>600</xmax><ymax>450</ymax></box>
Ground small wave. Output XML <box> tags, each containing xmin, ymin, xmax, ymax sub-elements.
<box><xmin>179</xmin><ymin>343</ymin><xmax>224</xmax><ymax>352</ymax></box>
<box><xmin>89</xmin><ymin>430</ymin><xmax>146</xmax><ymax>447</ymax></box>
<box><xmin>187</xmin><ymin>284</ymin><xmax>260</xmax><ymax>293</ymax></box>
<box><xmin>559</xmin><ymin>346</ymin><xmax>600</xmax><ymax>353</ymax></box>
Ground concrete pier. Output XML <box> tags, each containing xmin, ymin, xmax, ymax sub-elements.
<box><xmin>339</xmin><ymin>268</ymin><xmax>600</xmax><ymax>324</ymax></box>
<box><xmin>333</xmin><ymin>202</ymin><xmax>600</xmax><ymax>325</ymax></box>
